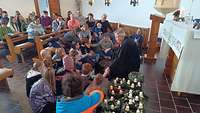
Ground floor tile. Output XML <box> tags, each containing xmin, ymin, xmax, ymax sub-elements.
<box><xmin>174</xmin><ymin>98</ymin><xmax>190</xmax><ymax>107</ymax></box>
<box><xmin>176</xmin><ymin>106</ymin><xmax>192</xmax><ymax>113</ymax></box>
<box><xmin>160</xmin><ymin>99</ymin><xmax>176</xmax><ymax>109</ymax></box>
<box><xmin>161</xmin><ymin>107</ymin><xmax>176</xmax><ymax>113</ymax></box>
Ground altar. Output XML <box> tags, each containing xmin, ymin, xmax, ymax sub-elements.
<box><xmin>160</xmin><ymin>20</ymin><xmax>200</xmax><ymax>95</ymax></box>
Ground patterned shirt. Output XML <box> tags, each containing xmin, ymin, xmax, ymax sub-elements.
<box><xmin>29</xmin><ymin>78</ymin><xmax>55</xmax><ymax>113</ymax></box>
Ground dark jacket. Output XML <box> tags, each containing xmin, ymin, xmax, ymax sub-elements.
<box><xmin>109</xmin><ymin>37</ymin><xmax>140</xmax><ymax>80</ymax></box>
<box><xmin>100</xmin><ymin>20</ymin><xmax>113</xmax><ymax>33</ymax></box>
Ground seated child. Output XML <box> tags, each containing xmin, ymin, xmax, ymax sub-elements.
<box><xmin>56</xmin><ymin>73</ymin><xmax>104</xmax><ymax>113</ymax></box>
<box><xmin>81</xmin><ymin>63</ymin><xmax>95</xmax><ymax>88</ymax></box>
<box><xmin>92</xmin><ymin>34</ymin><xmax>113</xmax><ymax>59</ymax></box>
<box><xmin>80</xmin><ymin>49</ymin><xmax>99</xmax><ymax>67</ymax></box>
<box><xmin>52</xmin><ymin>48</ymin><xmax>65</xmax><ymax>72</ymax></box>
<box><xmin>91</xmin><ymin>21</ymin><xmax>103</xmax><ymax>44</ymax></box>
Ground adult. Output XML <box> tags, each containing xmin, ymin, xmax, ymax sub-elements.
<box><xmin>1</xmin><ymin>11</ymin><xmax>9</xmax><ymax>25</ymax></box>
<box><xmin>52</xmin><ymin>15</ymin><xmax>64</xmax><ymax>32</ymax></box>
<box><xmin>64</xmin><ymin>11</ymin><xmax>72</xmax><ymax>29</ymax></box>
<box><xmin>26</xmin><ymin>17</ymin><xmax>45</xmax><ymax>43</ymax></box>
<box><xmin>40</xmin><ymin>11</ymin><xmax>52</xmax><ymax>30</ymax></box>
<box><xmin>78</xmin><ymin>24</ymin><xmax>92</xmax><ymax>43</ymax></box>
<box><xmin>131</xmin><ymin>28</ymin><xmax>144</xmax><ymax>55</ymax></box>
<box><xmin>67</xmin><ymin>13</ymin><xmax>80</xmax><ymax>31</ymax></box>
<box><xmin>75</xmin><ymin>11</ymin><xmax>86</xmax><ymax>26</ymax></box>
<box><xmin>0</xmin><ymin>8</ymin><xmax>2</xmax><ymax>20</ymax></box>
<box><xmin>9</xmin><ymin>16</ymin><xmax>18</xmax><ymax>32</ymax></box>
<box><xmin>15</xmin><ymin>11</ymin><xmax>27</xmax><ymax>32</ymax></box>
<box><xmin>100</xmin><ymin>14</ymin><xmax>113</xmax><ymax>33</ymax></box>
<box><xmin>29</xmin><ymin>59</ymin><xmax>56</xmax><ymax>113</ymax></box>
<box><xmin>0</xmin><ymin>18</ymin><xmax>13</xmax><ymax>41</ymax></box>
<box><xmin>86</xmin><ymin>13</ymin><xmax>96</xmax><ymax>29</ymax></box>
<box><xmin>0</xmin><ymin>18</ymin><xmax>13</xmax><ymax>57</ymax></box>
<box><xmin>103</xmin><ymin>28</ymin><xmax>140</xmax><ymax>80</ymax></box>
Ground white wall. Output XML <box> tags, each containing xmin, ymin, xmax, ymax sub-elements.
<box><xmin>0</xmin><ymin>0</ymin><xmax>78</xmax><ymax>18</ymax></box>
<box><xmin>82</xmin><ymin>0</ymin><xmax>200</xmax><ymax>28</ymax></box>
<box><xmin>180</xmin><ymin>0</ymin><xmax>200</xmax><ymax>19</ymax></box>
<box><xmin>59</xmin><ymin>0</ymin><xmax>78</xmax><ymax>18</ymax></box>
<box><xmin>82</xmin><ymin>0</ymin><xmax>158</xmax><ymax>28</ymax></box>
<box><xmin>0</xmin><ymin>0</ymin><xmax>35</xmax><ymax>17</ymax></box>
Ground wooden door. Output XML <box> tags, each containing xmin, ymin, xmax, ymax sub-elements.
<box><xmin>34</xmin><ymin>0</ymin><xmax>60</xmax><ymax>16</ymax></box>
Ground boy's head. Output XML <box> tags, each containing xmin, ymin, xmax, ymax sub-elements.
<box><xmin>62</xmin><ymin>73</ymin><xmax>83</xmax><ymax>98</ymax></box>
<box><xmin>96</xmin><ymin>21</ymin><xmax>102</xmax><ymax>28</ymax></box>
<box><xmin>69</xmin><ymin>48</ymin><xmax>78</xmax><ymax>58</ymax></box>
<box><xmin>82</xmin><ymin>63</ymin><xmax>93</xmax><ymax>75</ymax></box>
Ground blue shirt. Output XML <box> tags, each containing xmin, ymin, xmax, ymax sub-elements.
<box><xmin>56</xmin><ymin>92</ymin><xmax>101</xmax><ymax>113</ymax></box>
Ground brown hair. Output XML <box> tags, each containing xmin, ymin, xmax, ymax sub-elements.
<box><xmin>82</xmin><ymin>63</ymin><xmax>93</xmax><ymax>75</ymax></box>
<box><xmin>42</xmin><ymin>59</ymin><xmax>56</xmax><ymax>93</ymax></box>
<box><xmin>62</xmin><ymin>74</ymin><xmax>83</xmax><ymax>98</ymax></box>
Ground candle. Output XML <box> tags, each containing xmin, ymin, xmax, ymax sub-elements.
<box><xmin>135</xmin><ymin>96</ymin><xmax>139</xmax><ymax>101</ymax></box>
<box><xmin>137</xmin><ymin>82</ymin><xmax>141</xmax><ymax>87</ymax></box>
<box><xmin>136</xmin><ymin>109</ymin><xmax>140</xmax><ymax>113</ymax></box>
<box><xmin>128</xmin><ymin>93</ymin><xmax>133</xmax><ymax>98</ymax></box>
<box><xmin>110</xmin><ymin>85</ymin><xmax>113</xmax><ymax>90</ymax></box>
<box><xmin>125</xmin><ymin>105</ymin><xmax>130</xmax><ymax>111</ymax></box>
<box><xmin>134</xmin><ymin>78</ymin><xmax>137</xmax><ymax>83</ymax></box>
<box><xmin>128</xmin><ymin>99</ymin><xmax>133</xmax><ymax>105</ymax></box>
<box><xmin>139</xmin><ymin>92</ymin><xmax>144</xmax><ymax>98</ymax></box>
<box><xmin>111</xmin><ymin>104</ymin><xmax>115</xmax><ymax>110</ymax></box>
<box><xmin>117</xmin><ymin>100</ymin><xmax>121</xmax><ymax>105</ymax></box>
<box><xmin>104</xmin><ymin>99</ymin><xmax>108</xmax><ymax>104</ymax></box>
<box><xmin>110</xmin><ymin>96</ymin><xmax>114</xmax><ymax>101</ymax></box>
<box><xmin>131</xmin><ymin>83</ymin><xmax>135</xmax><ymax>88</ymax></box>
<box><xmin>120</xmin><ymin>80</ymin><xmax>123</xmax><ymax>84</ymax></box>
<box><xmin>116</xmin><ymin>77</ymin><xmax>119</xmax><ymax>81</ymax></box>
<box><xmin>127</xmin><ymin>80</ymin><xmax>131</xmax><ymax>85</ymax></box>
<box><xmin>114</xmin><ymin>80</ymin><xmax>117</xmax><ymax>85</ymax></box>
<box><xmin>111</xmin><ymin>90</ymin><xmax>115</xmax><ymax>95</ymax></box>
<box><xmin>122</xmin><ymin>78</ymin><xmax>126</xmax><ymax>82</ymax></box>
<box><xmin>139</xmin><ymin>102</ymin><xmax>143</xmax><ymax>109</ymax></box>
<box><xmin>119</xmin><ymin>90</ymin><xmax>123</xmax><ymax>94</ymax></box>
<box><xmin>129</xmin><ymin>89</ymin><xmax>133</xmax><ymax>93</ymax></box>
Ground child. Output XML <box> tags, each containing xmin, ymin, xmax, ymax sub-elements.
<box><xmin>91</xmin><ymin>21</ymin><xmax>103</xmax><ymax>44</ymax></box>
<box><xmin>92</xmin><ymin>34</ymin><xmax>113</xmax><ymax>59</ymax></box>
<box><xmin>52</xmin><ymin>48</ymin><xmax>65</xmax><ymax>72</ymax></box>
<box><xmin>56</xmin><ymin>73</ymin><xmax>104</xmax><ymax>113</ymax></box>
<box><xmin>29</xmin><ymin>59</ymin><xmax>56</xmax><ymax>113</ymax></box>
<box><xmin>81</xmin><ymin>63</ymin><xmax>95</xmax><ymax>89</ymax></box>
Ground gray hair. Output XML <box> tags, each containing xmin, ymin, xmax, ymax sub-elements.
<box><xmin>114</xmin><ymin>28</ymin><xmax>126</xmax><ymax>38</ymax></box>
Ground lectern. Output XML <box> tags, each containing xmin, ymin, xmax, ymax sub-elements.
<box><xmin>145</xmin><ymin>14</ymin><xmax>165</xmax><ymax>63</ymax></box>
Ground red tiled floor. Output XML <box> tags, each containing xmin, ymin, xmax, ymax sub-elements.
<box><xmin>174</xmin><ymin>98</ymin><xmax>190</xmax><ymax>107</ymax></box>
<box><xmin>190</xmin><ymin>104</ymin><xmax>200</xmax><ymax>113</ymax></box>
<box><xmin>160</xmin><ymin>99</ymin><xmax>176</xmax><ymax>109</ymax></box>
<box><xmin>159</xmin><ymin>91</ymin><xmax>173</xmax><ymax>100</ymax></box>
<box><xmin>176</xmin><ymin>106</ymin><xmax>193</xmax><ymax>113</ymax></box>
<box><xmin>161</xmin><ymin>107</ymin><xmax>176</xmax><ymax>113</ymax></box>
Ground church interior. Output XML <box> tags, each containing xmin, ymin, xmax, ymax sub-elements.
<box><xmin>0</xmin><ymin>0</ymin><xmax>200</xmax><ymax>113</ymax></box>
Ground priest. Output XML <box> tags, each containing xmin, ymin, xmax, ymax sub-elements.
<box><xmin>103</xmin><ymin>28</ymin><xmax>140</xmax><ymax>80</ymax></box>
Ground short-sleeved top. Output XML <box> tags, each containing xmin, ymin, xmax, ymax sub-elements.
<box><xmin>0</xmin><ymin>26</ymin><xmax>13</xmax><ymax>41</ymax></box>
<box><xmin>56</xmin><ymin>90</ymin><xmax>104</xmax><ymax>113</ymax></box>
<box><xmin>67</xmin><ymin>19</ymin><xmax>80</xmax><ymax>31</ymax></box>
<box><xmin>26</xmin><ymin>22</ymin><xmax>45</xmax><ymax>40</ymax></box>
<box><xmin>29</xmin><ymin>78</ymin><xmax>55</xmax><ymax>113</ymax></box>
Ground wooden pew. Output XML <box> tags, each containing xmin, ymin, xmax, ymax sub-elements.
<box><xmin>5</xmin><ymin>32</ymin><xmax>34</xmax><ymax>63</ymax></box>
<box><xmin>35</xmin><ymin>29</ymin><xmax>70</xmax><ymax>59</ymax></box>
<box><xmin>0</xmin><ymin>61</ymin><xmax>13</xmax><ymax>90</ymax></box>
